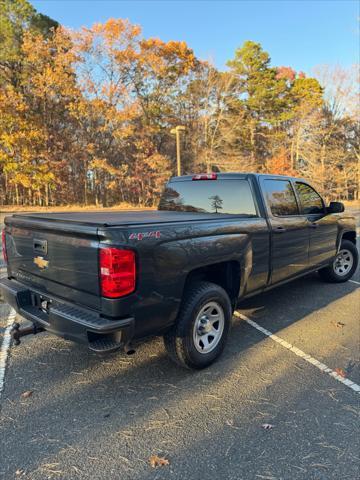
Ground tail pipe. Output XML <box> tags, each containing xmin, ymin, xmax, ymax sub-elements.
<box><xmin>124</xmin><ymin>342</ymin><xmax>136</xmax><ymax>355</ymax></box>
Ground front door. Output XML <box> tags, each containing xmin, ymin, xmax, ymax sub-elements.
<box><xmin>260</xmin><ymin>178</ymin><xmax>310</xmax><ymax>284</ymax></box>
<box><xmin>294</xmin><ymin>182</ymin><xmax>338</xmax><ymax>268</ymax></box>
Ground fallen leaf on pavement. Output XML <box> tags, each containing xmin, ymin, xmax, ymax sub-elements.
<box><xmin>261</xmin><ymin>423</ymin><xmax>274</xmax><ymax>430</ymax></box>
<box><xmin>149</xmin><ymin>455</ymin><xmax>169</xmax><ymax>468</ymax></box>
<box><xmin>335</xmin><ymin>368</ymin><xmax>346</xmax><ymax>378</ymax></box>
<box><xmin>225</xmin><ymin>419</ymin><xmax>240</xmax><ymax>429</ymax></box>
<box><xmin>20</xmin><ymin>391</ymin><xmax>33</xmax><ymax>399</ymax></box>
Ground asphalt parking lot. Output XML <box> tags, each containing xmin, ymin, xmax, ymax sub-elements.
<box><xmin>0</xmin><ymin>212</ymin><xmax>359</xmax><ymax>480</ymax></box>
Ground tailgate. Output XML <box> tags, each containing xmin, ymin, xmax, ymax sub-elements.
<box><xmin>4</xmin><ymin>216</ymin><xmax>101</xmax><ymax>310</ymax></box>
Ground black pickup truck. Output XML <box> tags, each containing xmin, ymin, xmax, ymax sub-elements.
<box><xmin>1</xmin><ymin>173</ymin><xmax>358</xmax><ymax>369</ymax></box>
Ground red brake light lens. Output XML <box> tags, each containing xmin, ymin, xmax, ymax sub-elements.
<box><xmin>99</xmin><ymin>248</ymin><xmax>136</xmax><ymax>298</ymax></box>
<box><xmin>192</xmin><ymin>173</ymin><xmax>217</xmax><ymax>181</ymax></box>
<box><xmin>1</xmin><ymin>229</ymin><xmax>7</xmax><ymax>264</ymax></box>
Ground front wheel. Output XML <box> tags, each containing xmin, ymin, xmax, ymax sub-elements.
<box><xmin>163</xmin><ymin>281</ymin><xmax>232</xmax><ymax>369</ymax></box>
<box><xmin>318</xmin><ymin>240</ymin><xmax>358</xmax><ymax>283</ymax></box>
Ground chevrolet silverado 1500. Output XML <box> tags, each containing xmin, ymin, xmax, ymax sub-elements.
<box><xmin>1</xmin><ymin>173</ymin><xmax>358</xmax><ymax>369</ymax></box>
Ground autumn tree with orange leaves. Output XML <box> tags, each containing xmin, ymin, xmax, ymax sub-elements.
<box><xmin>0</xmin><ymin>0</ymin><xmax>358</xmax><ymax>206</ymax></box>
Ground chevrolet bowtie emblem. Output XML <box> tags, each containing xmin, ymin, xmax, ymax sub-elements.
<box><xmin>34</xmin><ymin>256</ymin><xmax>49</xmax><ymax>269</ymax></box>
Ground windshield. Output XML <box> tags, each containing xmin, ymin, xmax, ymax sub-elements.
<box><xmin>158</xmin><ymin>179</ymin><xmax>257</xmax><ymax>216</ymax></box>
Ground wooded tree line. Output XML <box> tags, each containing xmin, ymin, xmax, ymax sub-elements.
<box><xmin>0</xmin><ymin>0</ymin><xmax>358</xmax><ymax>206</ymax></box>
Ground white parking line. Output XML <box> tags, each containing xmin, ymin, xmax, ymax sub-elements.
<box><xmin>349</xmin><ymin>279</ymin><xmax>360</xmax><ymax>286</ymax></box>
<box><xmin>0</xmin><ymin>309</ymin><xmax>16</xmax><ymax>398</ymax></box>
<box><xmin>234</xmin><ymin>311</ymin><xmax>360</xmax><ymax>394</ymax></box>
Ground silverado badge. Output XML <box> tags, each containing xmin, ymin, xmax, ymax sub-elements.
<box><xmin>34</xmin><ymin>256</ymin><xmax>49</xmax><ymax>269</ymax></box>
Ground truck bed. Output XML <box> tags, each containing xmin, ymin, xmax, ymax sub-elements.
<box><xmin>3</xmin><ymin>209</ymin><xmax>246</xmax><ymax>311</ymax></box>
<box><xmin>9</xmin><ymin>210</ymin><xmax>231</xmax><ymax>228</ymax></box>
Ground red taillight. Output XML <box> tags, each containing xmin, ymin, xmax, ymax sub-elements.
<box><xmin>99</xmin><ymin>248</ymin><xmax>136</xmax><ymax>298</ymax></box>
<box><xmin>192</xmin><ymin>173</ymin><xmax>217</xmax><ymax>181</ymax></box>
<box><xmin>1</xmin><ymin>229</ymin><xmax>7</xmax><ymax>264</ymax></box>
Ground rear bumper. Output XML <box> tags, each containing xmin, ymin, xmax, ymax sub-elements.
<box><xmin>0</xmin><ymin>277</ymin><xmax>135</xmax><ymax>346</ymax></box>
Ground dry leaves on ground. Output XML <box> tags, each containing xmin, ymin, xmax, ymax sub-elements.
<box><xmin>261</xmin><ymin>423</ymin><xmax>274</xmax><ymax>430</ymax></box>
<box><xmin>149</xmin><ymin>455</ymin><xmax>170</xmax><ymax>468</ymax></box>
<box><xmin>20</xmin><ymin>391</ymin><xmax>33</xmax><ymax>399</ymax></box>
<box><xmin>335</xmin><ymin>321</ymin><xmax>345</xmax><ymax>328</ymax></box>
<box><xmin>335</xmin><ymin>368</ymin><xmax>346</xmax><ymax>378</ymax></box>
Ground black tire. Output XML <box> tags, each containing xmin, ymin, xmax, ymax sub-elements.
<box><xmin>163</xmin><ymin>281</ymin><xmax>232</xmax><ymax>369</ymax></box>
<box><xmin>318</xmin><ymin>240</ymin><xmax>358</xmax><ymax>283</ymax></box>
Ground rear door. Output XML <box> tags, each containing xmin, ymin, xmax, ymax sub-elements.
<box><xmin>260</xmin><ymin>178</ymin><xmax>310</xmax><ymax>284</ymax></box>
<box><xmin>294</xmin><ymin>182</ymin><xmax>338</xmax><ymax>268</ymax></box>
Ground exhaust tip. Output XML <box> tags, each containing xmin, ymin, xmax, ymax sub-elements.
<box><xmin>124</xmin><ymin>343</ymin><xmax>136</xmax><ymax>355</ymax></box>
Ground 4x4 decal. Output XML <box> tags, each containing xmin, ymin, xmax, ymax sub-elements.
<box><xmin>129</xmin><ymin>231</ymin><xmax>161</xmax><ymax>241</ymax></box>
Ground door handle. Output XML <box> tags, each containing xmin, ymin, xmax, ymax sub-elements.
<box><xmin>274</xmin><ymin>226</ymin><xmax>286</xmax><ymax>233</ymax></box>
<box><xmin>308</xmin><ymin>223</ymin><xmax>318</xmax><ymax>229</ymax></box>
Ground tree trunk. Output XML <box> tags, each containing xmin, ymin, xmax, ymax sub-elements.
<box><xmin>45</xmin><ymin>184</ymin><xmax>49</xmax><ymax>206</ymax></box>
<box><xmin>4</xmin><ymin>173</ymin><xmax>8</xmax><ymax>204</ymax></box>
<box><xmin>290</xmin><ymin>132</ymin><xmax>295</xmax><ymax>170</ymax></box>
<box><xmin>295</xmin><ymin>128</ymin><xmax>301</xmax><ymax>170</ymax></box>
<box><xmin>84</xmin><ymin>175</ymin><xmax>88</xmax><ymax>205</ymax></box>
<box><xmin>320</xmin><ymin>143</ymin><xmax>326</xmax><ymax>193</ymax></box>
<box><xmin>250</xmin><ymin>120</ymin><xmax>256</xmax><ymax>167</ymax></box>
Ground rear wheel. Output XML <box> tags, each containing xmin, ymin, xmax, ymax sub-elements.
<box><xmin>163</xmin><ymin>281</ymin><xmax>232</xmax><ymax>369</ymax></box>
<box><xmin>318</xmin><ymin>240</ymin><xmax>358</xmax><ymax>283</ymax></box>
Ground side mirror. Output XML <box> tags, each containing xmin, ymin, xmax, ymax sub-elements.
<box><xmin>327</xmin><ymin>201</ymin><xmax>344</xmax><ymax>214</ymax></box>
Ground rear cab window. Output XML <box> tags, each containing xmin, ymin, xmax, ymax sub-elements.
<box><xmin>158</xmin><ymin>179</ymin><xmax>257</xmax><ymax>216</ymax></box>
<box><xmin>263</xmin><ymin>179</ymin><xmax>299</xmax><ymax>216</ymax></box>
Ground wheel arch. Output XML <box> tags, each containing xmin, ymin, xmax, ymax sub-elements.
<box><xmin>338</xmin><ymin>230</ymin><xmax>357</xmax><ymax>249</ymax></box>
<box><xmin>183</xmin><ymin>261</ymin><xmax>241</xmax><ymax>311</ymax></box>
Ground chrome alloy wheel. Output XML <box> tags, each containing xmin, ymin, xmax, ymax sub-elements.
<box><xmin>333</xmin><ymin>249</ymin><xmax>354</xmax><ymax>276</ymax></box>
<box><xmin>193</xmin><ymin>301</ymin><xmax>225</xmax><ymax>354</ymax></box>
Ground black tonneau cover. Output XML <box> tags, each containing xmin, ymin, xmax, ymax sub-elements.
<box><xmin>9</xmin><ymin>210</ymin><xmax>231</xmax><ymax>228</ymax></box>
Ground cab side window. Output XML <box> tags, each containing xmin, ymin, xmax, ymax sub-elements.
<box><xmin>264</xmin><ymin>179</ymin><xmax>299</xmax><ymax>216</ymax></box>
<box><xmin>295</xmin><ymin>182</ymin><xmax>324</xmax><ymax>215</ymax></box>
